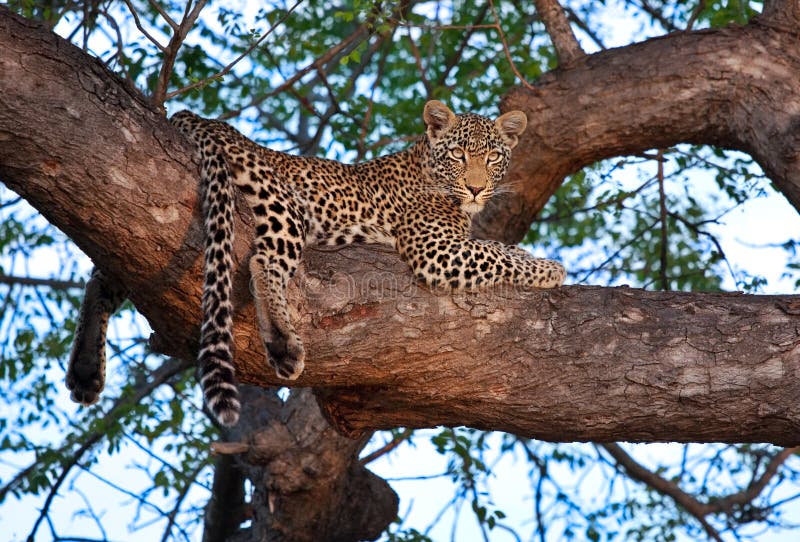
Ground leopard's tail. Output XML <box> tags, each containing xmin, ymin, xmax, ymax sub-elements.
<box><xmin>172</xmin><ymin>111</ymin><xmax>240</xmax><ymax>427</ymax></box>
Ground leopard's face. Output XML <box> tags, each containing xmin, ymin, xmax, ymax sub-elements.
<box><xmin>423</xmin><ymin>102</ymin><xmax>527</xmax><ymax>215</ymax></box>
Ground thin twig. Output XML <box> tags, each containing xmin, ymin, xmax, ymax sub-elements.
<box><xmin>469</xmin><ymin>483</ymin><xmax>491</xmax><ymax>542</ymax></box>
<box><xmin>0</xmin><ymin>274</ymin><xmax>85</xmax><ymax>290</ymax></box>
<box><xmin>656</xmin><ymin>149</ymin><xmax>669</xmax><ymax>290</ymax></box>
<box><xmin>356</xmin><ymin>50</ymin><xmax>386</xmax><ymax>159</ymax></box>
<box><xmin>686</xmin><ymin>0</ymin><xmax>707</xmax><ymax>30</ymax></box>
<box><xmin>387</xmin><ymin>18</ymin><xmax>497</xmax><ymax>30</ymax></box>
<box><xmin>218</xmin><ymin>0</ymin><xmax>416</xmax><ymax>121</ymax></box>
<box><xmin>100</xmin><ymin>9</ymin><xmax>136</xmax><ymax>87</ymax></box>
<box><xmin>601</xmin><ymin>443</ymin><xmax>723</xmax><ymax>542</ymax></box>
<box><xmin>160</xmin><ymin>464</ymin><xmax>204</xmax><ymax>542</ymax></box>
<box><xmin>77</xmin><ymin>463</ymin><xmax>170</xmax><ymax>520</ymax></box>
<box><xmin>365</xmin><ymin>134</ymin><xmax>419</xmax><ymax>152</ymax></box>
<box><xmin>122</xmin><ymin>430</ymin><xmax>211</xmax><ymax>491</ymax></box>
<box><xmin>488</xmin><ymin>0</ymin><xmax>537</xmax><ymax>91</ymax></box>
<box><xmin>218</xmin><ymin>22</ymin><xmax>369</xmax><ymax>120</ymax></box>
<box><xmin>665</xmin><ymin>209</ymin><xmax>739</xmax><ymax>288</ymax></box>
<box><xmin>152</xmin><ymin>0</ymin><xmax>212</xmax><ymax>106</ymax></box>
<box><xmin>577</xmin><ymin>219</ymin><xmax>659</xmax><ymax>283</ymax></box>
<box><xmin>298</xmin><ymin>32</ymin><xmax>383</xmax><ymax>154</ymax></box>
<box><xmin>405</xmin><ymin>32</ymin><xmax>433</xmax><ymax>96</ymax></box>
<box><xmin>20</xmin><ymin>357</ymin><xmax>192</xmax><ymax>542</ymax></box>
<box><xmin>121</xmin><ymin>0</ymin><xmax>166</xmax><ymax>51</ymax></box>
<box><xmin>516</xmin><ymin>439</ymin><xmax>548</xmax><ymax>542</ymax></box>
<box><xmin>564</xmin><ymin>6</ymin><xmax>606</xmax><ymax>50</ymax></box>
<box><xmin>601</xmin><ymin>444</ymin><xmax>799</xmax><ymax>541</ymax></box>
<box><xmin>26</xmin><ymin>436</ymin><xmax>107</xmax><ymax>541</ymax></box>
<box><xmin>147</xmin><ymin>0</ymin><xmax>179</xmax><ymax>31</ymax></box>
<box><xmin>537</xmin><ymin>174</ymin><xmax>658</xmax><ymax>222</ymax></box>
<box><xmin>0</xmin><ymin>462</ymin><xmax>38</xmax><ymax>504</ymax></box>
<box><xmin>0</xmin><ymin>196</ymin><xmax>22</xmax><ymax>209</ymax></box>
<box><xmin>436</xmin><ymin>4</ymin><xmax>491</xmax><ymax>88</ymax></box>
<box><xmin>72</xmin><ymin>487</ymin><xmax>110</xmax><ymax>541</ymax></box>
<box><xmin>707</xmin><ymin>447</ymin><xmax>799</xmax><ymax>514</ymax></box>
<box><xmin>360</xmin><ymin>429</ymin><xmax>414</xmax><ymax>464</ymax></box>
<box><xmin>636</xmin><ymin>0</ymin><xmax>680</xmax><ymax>32</ymax></box>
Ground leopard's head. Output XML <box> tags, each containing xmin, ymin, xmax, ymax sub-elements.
<box><xmin>423</xmin><ymin>100</ymin><xmax>527</xmax><ymax>215</ymax></box>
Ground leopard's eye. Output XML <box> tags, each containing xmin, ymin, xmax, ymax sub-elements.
<box><xmin>486</xmin><ymin>150</ymin><xmax>502</xmax><ymax>163</ymax></box>
<box><xmin>449</xmin><ymin>148</ymin><xmax>465</xmax><ymax>161</ymax></box>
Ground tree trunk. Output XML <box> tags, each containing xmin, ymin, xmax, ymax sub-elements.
<box><xmin>225</xmin><ymin>387</ymin><xmax>397</xmax><ymax>542</ymax></box>
<box><xmin>2</xmin><ymin>7</ymin><xmax>800</xmax><ymax>447</ymax></box>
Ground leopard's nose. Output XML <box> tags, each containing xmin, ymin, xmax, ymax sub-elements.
<box><xmin>467</xmin><ymin>185</ymin><xmax>484</xmax><ymax>196</ymax></box>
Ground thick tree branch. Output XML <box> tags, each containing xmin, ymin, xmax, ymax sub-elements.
<box><xmin>2</xmin><ymin>8</ymin><xmax>800</xmax><ymax>445</ymax></box>
<box><xmin>475</xmin><ymin>22</ymin><xmax>800</xmax><ymax>243</ymax></box>
<box><xmin>202</xmin><ymin>454</ymin><xmax>246</xmax><ymax>542</ymax></box>
<box><xmin>297</xmin><ymin>253</ymin><xmax>800</xmax><ymax>444</ymax></box>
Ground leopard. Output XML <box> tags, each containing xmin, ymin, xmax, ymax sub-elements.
<box><xmin>65</xmin><ymin>100</ymin><xmax>565</xmax><ymax>427</ymax></box>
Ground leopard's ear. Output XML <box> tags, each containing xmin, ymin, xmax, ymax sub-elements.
<box><xmin>495</xmin><ymin>110</ymin><xmax>527</xmax><ymax>149</ymax></box>
<box><xmin>424</xmin><ymin>100</ymin><xmax>457</xmax><ymax>143</ymax></box>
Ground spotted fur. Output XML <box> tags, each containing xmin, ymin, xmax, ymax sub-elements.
<box><xmin>169</xmin><ymin>100</ymin><xmax>565</xmax><ymax>426</ymax></box>
<box><xmin>66</xmin><ymin>267</ymin><xmax>127</xmax><ymax>406</ymax></box>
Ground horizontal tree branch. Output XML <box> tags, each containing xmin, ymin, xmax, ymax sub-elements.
<box><xmin>293</xmin><ymin>247</ymin><xmax>800</xmax><ymax>445</ymax></box>
<box><xmin>2</xmin><ymin>8</ymin><xmax>800</xmax><ymax>444</ymax></box>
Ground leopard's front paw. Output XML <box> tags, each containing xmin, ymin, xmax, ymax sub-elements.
<box><xmin>266</xmin><ymin>332</ymin><xmax>306</xmax><ymax>380</ymax></box>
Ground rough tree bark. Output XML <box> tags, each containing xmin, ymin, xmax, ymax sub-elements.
<box><xmin>224</xmin><ymin>387</ymin><xmax>398</xmax><ymax>542</ymax></box>
<box><xmin>300</xmin><ymin>248</ymin><xmax>800</xmax><ymax>445</ymax></box>
<box><xmin>3</xmin><ymin>3</ymin><xmax>800</xmax><ymax>539</ymax></box>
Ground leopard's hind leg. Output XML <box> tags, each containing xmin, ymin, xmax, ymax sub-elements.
<box><xmin>248</xmin><ymin>196</ymin><xmax>307</xmax><ymax>380</ymax></box>
<box><xmin>66</xmin><ymin>267</ymin><xmax>127</xmax><ymax>405</ymax></box>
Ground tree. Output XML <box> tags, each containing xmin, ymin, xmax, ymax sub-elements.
<box><xmin>1</xmin><ymin>1</ymin><xmax>800</xmax><ymax>541</ymax></box>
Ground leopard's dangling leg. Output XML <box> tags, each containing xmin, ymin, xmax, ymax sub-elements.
<box><xmin>66</xmin><ymin>267</ymin><xmax>128</xmax><ymax>405</ymax></box>
<box><xmin>248</xmin><ymin>197</ymin><xmax>306</xmax><ymax>381</ymax></box>
<box><xmin>249</xmin><ymin>257</ymin><xmax>305</xmax><ymax>380</ymax></box>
